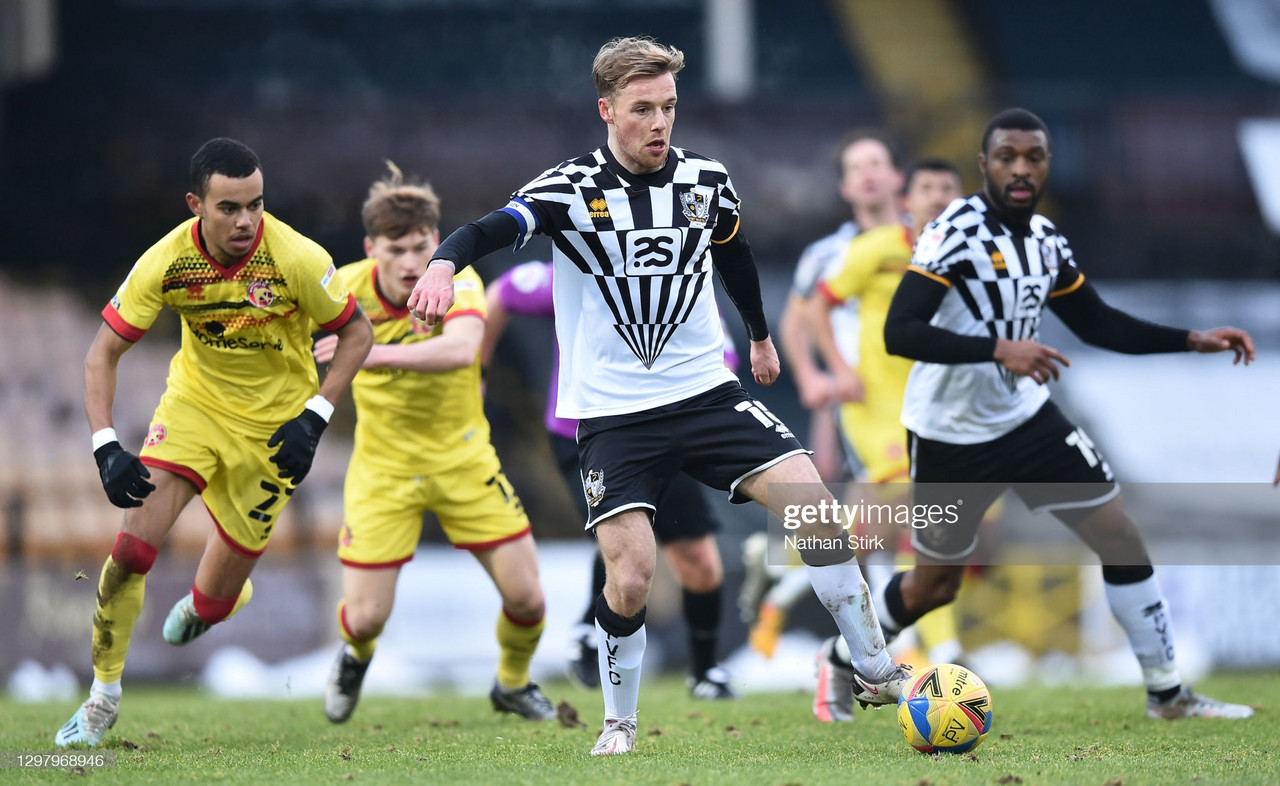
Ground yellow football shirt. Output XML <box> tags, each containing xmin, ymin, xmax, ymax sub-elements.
<box><xmin>817</xmin><ymin>223</ymin><xmax>917</xmax><ymax>418</ymax></box>
<box><xmin>340</xmin><ymin>260</ymin><xmax>489</xmax><ymax>475</ymax></box>
<box><xmin>104</xmin><ymin>212</ymin><xmax>356</xmax><ymax>429</ymax></box>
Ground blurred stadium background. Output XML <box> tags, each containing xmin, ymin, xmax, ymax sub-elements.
<box><xmin>1</xmin><ymin>0</ymin><xmax>1278</xmax><ymax>702</ymax></box>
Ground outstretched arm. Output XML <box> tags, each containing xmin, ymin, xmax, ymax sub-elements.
<box><xmin>1185</xmin><ymin>327</ymin><xmax>1255</xmax><ymax>365</ymax></box>
<box><xmin>1049</xmin><ymin>276</ymin><xmax>1253</xmax><ymax>364</ymax></box>
<box><xmin>409</xmin><ymin>209</ymin><xmax>523</xmax><ymax>329</ymax></box>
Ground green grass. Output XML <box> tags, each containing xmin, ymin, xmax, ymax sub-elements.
<box><xmin>1</xmin><ymin>674</ymin><xmax>1273</xmax><ymax>785</ymax></box>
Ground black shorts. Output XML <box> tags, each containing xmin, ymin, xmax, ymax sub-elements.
<box><xmin>575</xmin><ymin>382</ymin><xmax>808</xmax><ymax>529</ymax></box>
<box><xmin>909</xmin><ymin>401</ymin><xmax>1118</xmax><ymax>561</ymax></box>
<box><xmin>552</xmin><ymin>433</ymin><xmax>720</xmax><ymax>543</ymax></box>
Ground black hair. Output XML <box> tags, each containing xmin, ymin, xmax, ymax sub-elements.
<box><xmin>904</xmin><ymin>157</ymin><xmax>962</xmax><ymax>191</ymax></box>
<box><xmin>980</xmin><ymin>108</ymin><xmax>1050</xmax><ymax>156</ymax></box>
<box><xmin>190</xmin><ymin>138</ymin><xmax>262</xmax><ymax>197</ymax></box>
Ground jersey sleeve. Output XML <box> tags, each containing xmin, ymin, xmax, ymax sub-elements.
<box><xmin>907</xmin><ymin>220</ymin><xmax>968</xmax><ymax>287</ymax></box>
<box><xmin>102</xmin><ymin>249</ymin><xmax>167</xmax><ymax>341</ymax></box>
<box><xmin>291</xmin><ymin>242</ymin><xmax>357</xmax><ymax>332</ymax></box>
<box><xmin>710</xmin><ymin>174</ymin><xmax>742</xmax><ymax>244</ymax></box>
<box><xmin>818</xmin><ymin>232</ymin><xmax>880</xmax><ymax>304</ymax></box>
<box><xmin>504</xmin><ymin>165</ymin><xmax>570</xmax><ymax>250</ymax></box>
<box><xmin>791</xmin><ymin>238</ymin><xmax>831</xmax><ymax>298</ymax></box>
<box><xmin>494</xmin><ymin>260</ymin><xmax>554</xmax><ymax>318</ymax></box>
<box><xmin>445</xmin><ymin>268</ymin><xmax>487</xmax><ymax>322</ymax></box>
<box><xmin>1048</xmin><ymin>233</ymin><xmax>1085</xmax><ymax>296</ymax></box>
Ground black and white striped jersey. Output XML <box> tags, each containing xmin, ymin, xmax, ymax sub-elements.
<box><xmin>501</xmin><ymin>145</ymin><xmax>740</xmax><ymax>419</ymax></box>
<box><xmin>901</xmin><ymin>194</ymin><xmax>1085</xmax><ymax>443</ymax></box>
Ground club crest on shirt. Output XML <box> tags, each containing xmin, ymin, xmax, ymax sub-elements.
<box><xmin>144</xmin><ymin>423</ymin><xmax>167</xmax><ymax>447</ymax></box>
<box><xmin>583</xmin><ymin>469</ymin><xmax>606</xmax><ymax>507</ymax></box>
<box><xmin>247</xmin><ymin>280</ymin><xmax>275</xmax><ymax>308</ymax></box>
<box><xmin>679</xmin><ymin>186</ymin><xmax>713</xmax><ymax>224</ymax></box>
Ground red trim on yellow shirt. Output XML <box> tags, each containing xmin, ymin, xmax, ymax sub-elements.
<box><xmin>190</xmin><ymin>219</ymin><xmax>264</xmax><ymax>280</ymax></box>
<box><xmin>444</xmin><ymin>308</ymin><xmax>486</xmax><ymax>323</ymax></box>
<box><xmin>319</xmin><ymin>293</ymin><xmax>359</xmax><ymax>333</ymax></box>
<box><xmin>102</xmin><ymin>303</ymin><xmax>147</xmax><ymax>342</ymax></box>
<box><xmin>370</xmin><ymin>264</ymin><xmax>410</xmax><ymax>318</ymax></box>
<box><xmin>815</xmin><ymin>279</ymin><xmax>844</xmax><ymax>306</ymax></box>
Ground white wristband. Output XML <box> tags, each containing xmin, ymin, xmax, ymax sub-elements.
<box><xmin>428</xmin><ymin>258</ymin><xmax>456</xmax><ymax>272</ymax></box>
<box><xmin>91</xmin><ymin>427</ymin><xmax>119</xmax><ymax>452</ymax></box>
<box><xmin>304</xmin><ymin>394</ymin><xmax>335</xmax><ymax>423</ymax></box>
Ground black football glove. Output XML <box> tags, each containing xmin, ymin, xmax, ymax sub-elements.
<box><xmin>94</xmin><ymin>441</ymin><xmax>156</xmax><ymax>508</ymax></box>
<box><xmin>268</xmin><ymin>409</ymin><xmax>328</xmax><ymax>484</ymax></box>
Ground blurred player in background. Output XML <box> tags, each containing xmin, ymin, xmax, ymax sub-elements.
<box><xmin>483</xmin><ymin>259</ymin><xmax>739</xmax><ymax>700</ymax></box>
<box><xmin>57</xmin><ymin>138</ymin><xmax>374</xmax><ymax>747</ymax></box>
<box><xmin>409</xmin><ymin>36</ymin><xmax>909</xmax><ymax>755</ymax></box>
<box><xmin>777</xmin><ymin>129</ymin><xmax>905</xmax><ymax>482</ymax></box>
<box><xmin>316</xmin><ymin>164</ymin><xmax>554</xmax><ymax>725</ymax></box>
<box><xmin>881</xmin><ymin>107</ymin><xmax>1255</xmax><ymax>720</ymax></box>
<box><xmin>739</xmin><ymin>130</ymin><xmax>905</xmax><ymax>660</ymax></box>
<box><xmin>806</xmin><ymin>157</ymin><xmax>966</xmax><ymax>722</ymax></box>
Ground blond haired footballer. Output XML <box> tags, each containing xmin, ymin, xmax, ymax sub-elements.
<box><xmin>316</xmin><ymin>164</ymin><xmax>554</xmax><ymax>724</ymax></box>
<box><xmin>57</xmin><ymin>138</ymin><xmax>373</xmax><ymax>747</ymax></box>
<box><xmin>410</xmin><ymin>37</ymin><xmax>909</xmax><ymax>756</ymax></box>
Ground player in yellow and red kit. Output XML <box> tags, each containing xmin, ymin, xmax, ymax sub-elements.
<box><xmin>57</xmin><ymin>138</ymin><xmax>373</xmax><ymax>747</ymax></box>
<box><xmin>316</xmin><ymin>163</ymin><xmax>554</xmax><ymax>724</ymax></box>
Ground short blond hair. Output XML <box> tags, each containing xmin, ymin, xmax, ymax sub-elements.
<box><xmin>361</xmin><ymin>161</ymin><xmax>441</xmax><ymax>241</ymax></box>
<box><xmin>592</xmin><ymin>36</ymin><xmax>685</xmax><ymax>100</ymax></box>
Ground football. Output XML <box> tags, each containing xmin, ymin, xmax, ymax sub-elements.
<box><xmin>896</xmin><ymin>663</ymin><xmax>993</xmax><ymax>754</ymax></box>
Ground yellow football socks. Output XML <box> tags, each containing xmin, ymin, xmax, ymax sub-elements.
<box><xmin>496</xmin><ymin>609</ymin><xmax>545</xmax><ymax>690</ymax></box>
<box><xmin>91</xmin><ymin>557</ymin><xmax>146</xmax><ymax>684</ymax></box>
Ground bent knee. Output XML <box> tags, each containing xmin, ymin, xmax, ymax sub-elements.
<box><xmin>342</xmin><ymin>599</ymin><xmax>390</xmax><ymax>640</ymax></box>
<box><xmin>502</xmin><ymin>590</ymin><xmax>546</xmax><ymax>622</ymax></box>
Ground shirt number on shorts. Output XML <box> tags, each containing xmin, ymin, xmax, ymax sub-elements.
<box><xmin>248</xmin><ymin>479</ymin><xmax>292</xmax><ymax>538</ymax></box>
<box><xmin>486</xmin><ymin>473</ymin><xmax>524</xmax><ymax>512</ymax></box>
<box><xmin>1064</xmin><ymin>428</ymin><xmax>1113</xmax><ymax>479</ymax></box>
<box><xmin>735</xmin><ymin>399</ymin><xmax>792</xmax><ymax>436</ymax></box>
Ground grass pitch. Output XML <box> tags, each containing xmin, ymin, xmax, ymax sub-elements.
<box><xmin>1</xmin><ymin>673</ymin><xmax>1273</xmax><ymax>785</ymax></box>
